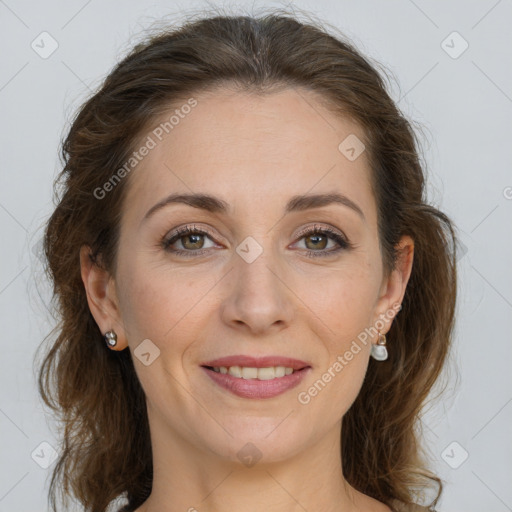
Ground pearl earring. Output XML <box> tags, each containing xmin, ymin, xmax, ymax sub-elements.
<box><xmin>370</xmin><ymin>331</ymin><xmax>388</xmax><ymax>361</ymax></box>
<box><xmin>104</xmin><ymin>330</ymin><xmax>118</xmax><ymax>348</ymax></box>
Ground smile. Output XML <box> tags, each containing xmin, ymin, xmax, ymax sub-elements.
<box><xmin>201</xmin><ymin>365</ymin><xmax>311</xmax><ymax>399</ymax></box>
<box><xmin>210</xmin><ymin>365</ymin><xmax>295</xmax><ymax>380</ymax></box>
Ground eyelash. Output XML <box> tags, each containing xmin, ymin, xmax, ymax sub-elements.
<box><xmin>161</xmin><ymin>224</ymin><xmax>353</xmax><ymax>259</ymax></box>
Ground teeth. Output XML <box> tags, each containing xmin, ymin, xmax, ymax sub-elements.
<box><xmin>242</xmin><ymin>367</ymin><xmax>259</xmax><ymax>379</ymax></box>
<box><xmin>254</xmin><ymin>367</ymin><xmax>275</xmax><ymax>380</ymax></box>
<box><xmin>228</xmin><ymin>365</ymin><xmax>242</xmax><ymax>378</ymax></box>
<box><xmin>211</xmin><ymin>366</ymin><xmax>297</xmax><ymax>380</ymax></box>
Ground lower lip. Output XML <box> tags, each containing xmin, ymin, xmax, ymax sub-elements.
<box><xmin>201</xmin><ymin>366</ymin><xmax>311</xmax><ymax>399</ymax></box>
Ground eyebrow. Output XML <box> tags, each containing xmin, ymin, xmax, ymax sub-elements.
<box><xmin>141</xmin><ymin>192</ymin><xmax>365</xmax><ymax>224</ymax></box>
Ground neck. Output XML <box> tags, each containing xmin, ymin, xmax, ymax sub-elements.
<box><xmin>135</xmin><ymin>407</ymin><xmax>371</xmax><ymax>512</ymax></box>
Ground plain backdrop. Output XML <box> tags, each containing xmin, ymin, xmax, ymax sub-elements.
<box><xmin>0</xmin><ymin>1</ymin><xmax>511</xmax><ymax>511</ymax></box>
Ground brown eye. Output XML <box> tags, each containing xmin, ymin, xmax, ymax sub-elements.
<box><xmin>162</xmin><ymin>225</ymin><xmax>217</xmax><ymax>256</ymax></box>
<box><xmin>304</xmin><ymin>233</ymin><xmax>329</xmax><ymax>250</ymax></box>
<box><xmin>294</xmin><ymin>225</ymin><xmax>352</xmax><ymax>258</ymax></box>
<box><xmin>180</xmin><ymin>232</ymin><xmax>205</xmax><ymax>250</ymax></box>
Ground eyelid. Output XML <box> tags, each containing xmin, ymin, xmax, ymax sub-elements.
<box><xmin>293</xmin><ymin>223</ymin><xmax>347</xmax><ymax>243</ymax></box>
<box><xmin>162</xmin><ymin>224</ymin><xmax>219</xmax><ymax>247</ymax></box>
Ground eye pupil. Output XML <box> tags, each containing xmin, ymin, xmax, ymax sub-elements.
<box><xmin>306</xmin><ymin>234</ymin><xmax>327</xmax><ymax>250</ymax></box>
<box><xmin>183</xmin><ymin>234</ymin><xmax>204</xmax><ymax>249</ymax></box>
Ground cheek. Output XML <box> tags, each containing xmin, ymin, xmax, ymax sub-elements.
<box><xmin>297</xmin><ymin>336</ymin><xmax>370</xmax><ymax>426</ymax></box>
<box><xmin>299</xmin><ymin>261</ymin><xmax>379</xmax><ymax>342</ymax></box>
<box><xmin>117</xmin><ymin>257</ymin><xmax>216</xmax><ymax>353</ymax></box>
<box><xmin>293</xmin><ymin>260</ymin><xmax>377</xmax><ymax>409</ymax></box>
<box><xmin>116</xmin><ymin>257</ymin><xmax>179</xmax><ymax>342</ymax></box>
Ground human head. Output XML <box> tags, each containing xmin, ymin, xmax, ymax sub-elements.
<box><xmin>38</xmin><ymin>8</ymin><xmax>457</xmax><ymax>512</ymax></box>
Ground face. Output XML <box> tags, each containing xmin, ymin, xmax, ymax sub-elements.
<box><xmin>84</xmin><ymin>86</ymin><xmax>411</xmax><ymax>465</ymax></box>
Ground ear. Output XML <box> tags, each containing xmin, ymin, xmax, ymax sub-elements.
<box><xmin>79</xmin><ymin>245</ymin><xmax>127</xmax><ymax>350</ymax></box>
<box><xmin>373</xmin><ymin>235</ymin><xmax>414</xmax><ymax>334</ymax></box>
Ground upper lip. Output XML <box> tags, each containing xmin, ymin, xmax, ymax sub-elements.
<box><xmin>201</xmin><ymin>355</ymin><xmax>311</xmax><ymax>370</ymax></box>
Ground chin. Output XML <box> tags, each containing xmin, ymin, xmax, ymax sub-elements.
<box><xmin>196</xmin><ymin>417</ymin><xmax>311</xmax><ymax>466</ymax></box>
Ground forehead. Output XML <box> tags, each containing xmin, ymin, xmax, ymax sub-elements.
<box><xmin>122</xmin><ymin>86</ymin><xmax>375</xmax><ymax>225</ymax></box>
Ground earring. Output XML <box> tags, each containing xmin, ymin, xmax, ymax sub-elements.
<box><xmin>104</xmin><ymin>330</ymin><xmax>118</xmax><ymax>348</ymax></box>
<box><xmin>370</xmin><ymin>331</ymin><xmax>388</xmax><ymax>361</ymax></box>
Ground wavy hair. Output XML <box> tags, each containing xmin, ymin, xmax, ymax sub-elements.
<box><xmin>36</xmin><ymin>7</ymin><xmax>458</xmax><ymax>512</ymax></box>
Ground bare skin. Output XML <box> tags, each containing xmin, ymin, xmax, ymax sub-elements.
<box><xmin>80</xmin><ymin>86</ymin><xmax>413</xmax><ymax>512</ymax></box>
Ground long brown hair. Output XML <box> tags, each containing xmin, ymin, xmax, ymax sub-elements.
<box><xmin>36</xmin><ymin>7</ymin><xmax>458</xmax><ymax>512</ymax></box>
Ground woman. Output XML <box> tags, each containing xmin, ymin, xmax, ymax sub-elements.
<box><xmin>37</xmin><ymin>9</ymin><xmax>457</xmax><ymax>512</ymax></box>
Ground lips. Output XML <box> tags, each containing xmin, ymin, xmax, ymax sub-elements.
<box><xmin>201</xmin><ymin>355</ymin><xmax>310</xmax><ymax>370</ymax></box>
<box><xmin>200</xmin><ymin>355</ymin><xmax>312</xmax><ymax>399</ymax></box>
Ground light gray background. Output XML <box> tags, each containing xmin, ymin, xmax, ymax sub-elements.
<box><xmin>1</xmin><ymin>1</ymin><xmax>511</xmax><ymax>511</ymax></box>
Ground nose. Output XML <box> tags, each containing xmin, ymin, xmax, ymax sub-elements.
<box><xmin>219</xmin><ymin>245</ymin><xmax>294</xmax><ymax>335</ymax></box>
